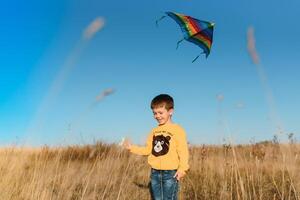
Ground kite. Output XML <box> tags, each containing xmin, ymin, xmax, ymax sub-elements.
<box><xmin>156</xmin><ymin>12</ymin><xmax>215</xmax><ymax>62</ymax></box>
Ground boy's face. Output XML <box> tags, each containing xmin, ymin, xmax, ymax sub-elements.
<box><xmin>152</xmin><ymin>105</ymin><xmax>173</xmax><ymax>125</ymax></box>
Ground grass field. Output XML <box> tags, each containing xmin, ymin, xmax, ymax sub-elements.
<box><xmin>0</xmin><ymin>141</ymin><xmax>299</xmax><ymax>200</ymax></box>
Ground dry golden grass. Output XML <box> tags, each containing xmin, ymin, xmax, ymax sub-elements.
<box><xmin>0</xmin><ymin>141</ymin><xmax>300</xmax><ymax>200</ymax></box>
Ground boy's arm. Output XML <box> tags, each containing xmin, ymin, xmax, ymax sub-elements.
<box><xmin>176</xmin><ymin>129</ymin><xmax>189</xmax><ymax>174</ymax></box>
<box><xmin>129</xmin><ymin>133</ymin><xmax>152</xmax><ymax>156</ymax></box>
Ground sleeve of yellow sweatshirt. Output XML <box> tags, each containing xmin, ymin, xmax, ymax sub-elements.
<box><xmin>176</xmin><ymin>128</ymin><xmax>189</xmax><ymax>174</ymax></box>
<box><xmin>129</xmin><ymin>132</ymin><xmax>152</xmax><ymax>156</ymax></box>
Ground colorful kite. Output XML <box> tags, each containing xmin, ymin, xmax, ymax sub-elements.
<box><xmin>156</xmin><ymin>12</ymin><xmax>215</xmax><ymax>62</ymax></box>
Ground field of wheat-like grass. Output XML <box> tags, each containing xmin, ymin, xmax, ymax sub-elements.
<box><xmin>0</xmin><ymin>141</ymin><xmax>299</xmax><ymax>200</ymax></box>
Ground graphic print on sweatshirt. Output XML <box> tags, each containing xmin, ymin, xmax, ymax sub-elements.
<box><xmin>152</xmin><ymin>134</ymin><xmax>171</xmax><ymax>157</ymax></box>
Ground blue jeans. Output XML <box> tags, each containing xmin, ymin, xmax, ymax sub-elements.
<box><xmin>150</xmin><ymin>168</ymin><xmax>179</xmax><ymax>200</ymax></box>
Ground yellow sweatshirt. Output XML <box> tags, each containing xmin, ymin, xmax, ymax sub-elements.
<box><xmin>130</xmin><ymin>123</ymin><xmax>189</xmax><ymax>174</ymax></box>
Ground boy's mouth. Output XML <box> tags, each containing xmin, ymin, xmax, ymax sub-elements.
<box><xmin>157</xmin><ymin>120</ymin><xmax>165</xmax><ymax>124</ymax></box>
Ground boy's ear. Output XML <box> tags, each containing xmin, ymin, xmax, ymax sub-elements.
<box><xmin>169</xmin><ymin>108</ymin><xmax>174</xmax><ymax>116</ymax></box>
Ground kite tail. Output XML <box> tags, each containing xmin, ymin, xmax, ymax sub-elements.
<box><xmin>192</xmin><ymin>51</ymin><xmax>209</xmax><ymax>62</ymax></box>
<box><xmin>176</xmin><ymin>38</ymin><xmax>184</xmax><ymax>49</ymax></box>
<box><xmin>192</xmin><ymin>55</ymin><xmax>200</xmax><ymax>63</ymax></box>
<box><xmin>204</xmin><ymin>51</ymin><xmax>210</xmax><ymax>58</ymax></box>
<box><xmin>155</xmin><ymin>15</ymin><xmax>166</xmax><ymax>27</ymax></box>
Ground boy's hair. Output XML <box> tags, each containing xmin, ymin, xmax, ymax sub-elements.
<box><xmin>151</xmin><ymin>94</ymin><xmax>174</xmax><ymax>110</ymax></box>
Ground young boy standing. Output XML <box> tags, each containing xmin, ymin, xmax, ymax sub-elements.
<box><xmin>123</xmin><ymin>94</ymin><xmax>189</xmax><ymax>200</ymax></box>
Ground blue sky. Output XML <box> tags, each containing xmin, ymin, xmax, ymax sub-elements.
<box><xmin>0</xmin><ymin>0</ymin><xmax>299</xmax><ymax>146</ymax></box>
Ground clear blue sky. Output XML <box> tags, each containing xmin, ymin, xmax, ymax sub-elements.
<box><xmin>1</xmin><ymin>0</ymin><xmax>299</xmax><ymax>146</ymax></box>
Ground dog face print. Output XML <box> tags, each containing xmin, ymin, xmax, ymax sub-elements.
<box><xmin>152</xmin><ymin>134</ymin><xmax>171</xmax><ymax>157</ymax></box>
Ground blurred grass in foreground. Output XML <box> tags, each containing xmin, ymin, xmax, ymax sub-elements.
<box><xmin>0</xmin><ymin>140</ymin><xmax>300</xmax><ymax>199</ymax></box>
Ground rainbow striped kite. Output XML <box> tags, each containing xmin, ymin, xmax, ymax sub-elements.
<box><xmin>156</xmin><ymin>12</ymin><xmax>215</xmax><ymax>62</ymax></box>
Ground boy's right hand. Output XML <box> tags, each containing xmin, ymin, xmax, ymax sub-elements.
<box><xmin>122</xmin><ymin>138</ymin><xmax>132</xmax><ymax>150</ymax></box>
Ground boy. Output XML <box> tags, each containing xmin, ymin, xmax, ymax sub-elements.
<box><xmin>123</xmin><ymin>94</ymin><xmax>189</xmax><ymax>200</ymax></box>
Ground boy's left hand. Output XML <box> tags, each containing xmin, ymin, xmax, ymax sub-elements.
<box><xmin>174</xmin><ymin>171</ymin><xmax>185</xmax><ymax>181</ymax></box>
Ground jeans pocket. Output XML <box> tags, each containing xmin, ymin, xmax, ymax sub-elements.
<box><xmin>163</xmin><ymin>170</ymin><xmax>176</xmax><ymax>179</ymax></box>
